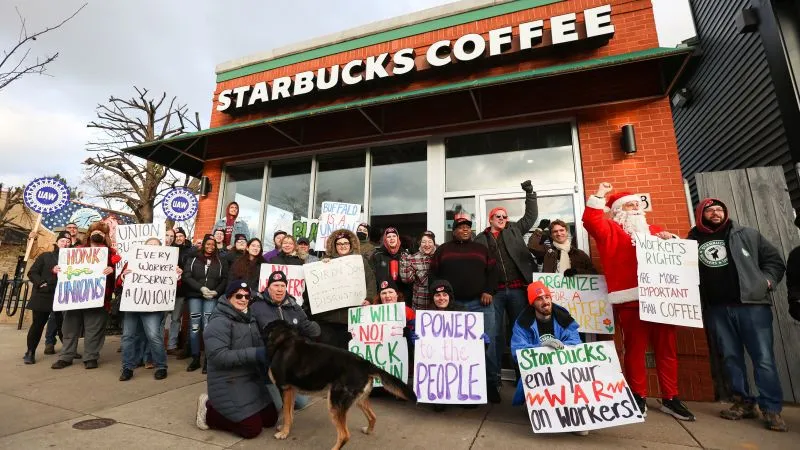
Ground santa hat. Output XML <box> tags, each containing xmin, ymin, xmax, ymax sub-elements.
<box><xmin>606</xmin><ymin>192</ymin><xmax>640</xmax><ymax>211</ymax></box>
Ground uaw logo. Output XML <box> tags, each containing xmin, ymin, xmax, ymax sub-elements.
<box><xmin>23</xmin><ymin>177</ymin><xmax>70</xmax><ymax>214</ymax></box>
<box><xmin>161</xmin><ymin>188</ymin><xmax>198</xmax><ymax>221</ymax></box>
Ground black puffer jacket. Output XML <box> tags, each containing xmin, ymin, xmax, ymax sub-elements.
<box><xmin>371</xmin><ymin>245</ymin><xmax>412</xmax><ymax>301</ymax></box>
<box><xmin>270</xmin><ymin>252</ymin><xmax>304</xmax><ymax>267</ymax></box>
<box><xmin>27</xmin><ymin>246</ymin><xmax>60</xmax><ymax>312</ymax></box>
<box><xmin>251</xmin><ymin>293</ymin><xmax>320</xmax><ymax>339</ymax></box>
<box><xmin>182</xmin><ymin>254</ymin><xmax>228</xmax><ymax>299</ymax></box>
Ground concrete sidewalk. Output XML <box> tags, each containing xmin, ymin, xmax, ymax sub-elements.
<box><xmin>0</xmin><ymin>324</ymin><xmax>796</xmax><ymax>449</ymax></box>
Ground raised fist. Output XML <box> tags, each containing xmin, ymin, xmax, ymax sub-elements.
<box><xmin>596</xmin><ymin>182</ymin><xmax>613</xmax><ymax>197</ymax></box>
<box><xmin>537</xmin><ymin>219</ymin><xmax>551</xmax><ymax>230</ymax></box>
<box><xmin>521</xmin><ymin>180</ymin><xmax>534</xmax><ymax>193</ymax></box>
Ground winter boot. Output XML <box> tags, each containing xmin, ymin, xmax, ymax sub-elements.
<box><xmin>23</xmin><ymin>351</ymin><xmax>35</xmax><ymax>364</ymax></box>
<box><xmin>187</xmin><ymin>356</ymin><xmax>201</xmax><ymax>372</ymax></box>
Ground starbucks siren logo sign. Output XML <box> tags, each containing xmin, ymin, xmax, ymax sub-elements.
<box><xmin>23</xmin><ymin>177</ymin><xmax>70</xmax><ymax>214</ymax></box>
<box><xmin>162</xmin><ymin>188</ymin><xmax>198</xmax><ymax>221</ymax></box>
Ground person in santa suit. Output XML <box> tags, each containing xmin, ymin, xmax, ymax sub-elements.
<box><xmin>583</xmin><ymin>182</ymin><xmax>695</xmax><ymax>422</ymax></box>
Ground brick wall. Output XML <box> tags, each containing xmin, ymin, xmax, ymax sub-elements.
<box><xmin>194</xmin><ymin>160</ymin><xmax>223</xmax><ymax>242</ymax></box>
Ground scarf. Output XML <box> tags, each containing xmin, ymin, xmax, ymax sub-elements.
<box><xmin>552</xmin><ymin>240</ymin><xmax>572</xmax><ymax>273</ymax></box>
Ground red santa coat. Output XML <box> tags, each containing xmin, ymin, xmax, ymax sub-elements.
<box><xmin>582</xmin><ymin>196</ymin><xmax>663</xmax><ymax>305</ymax></box>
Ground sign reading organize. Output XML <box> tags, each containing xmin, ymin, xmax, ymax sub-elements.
<box><xmin>120</xmin><ymin>245</ymin><xmax>179</xmax><ymax>312</ymax></box>
<box><xmin>533</xmin><ymin>273</ymin><xmax>614</xmax><ymax>334</ymax></box>
<box><xmin>633</xmin><ymin>233</ymin><xmax>703</xmax><ymax>328</ymax></box>
<box><xmin>517</xmin><ymin>341</ymin><xmax>644</xmax><ymax>433</ymax></box>
<box><xmin>414</xmin><ymin>310</ymin><xmax>487</xmax><ymax>405</ymax></box>
<box><xmin>348</xmin><ymin>303</ymin><xmax>408</xmax><ymax>387</ymax></box>
<box><xmin>304</xmin><ymin>255</ymin><xmax>366</xmax><ymax>314</ymax></box>
<box><xmin>54</xmin><ymin>247</ymin><xmax>109</xmax><ymax>311</ymax></box>
<box><xmin>161</xmin><ymin>188</ymin><xmax>199</xmax><ymax>221</ymax></box>
<box><xmin>258</xmin><ymin>264</ymin><xmax>306</xmax><ymax>303</ymax></box>
<box><xmin>23</xmin><ymin>177</ymin><xmax>70</xmax><ymax>214</ymax></box>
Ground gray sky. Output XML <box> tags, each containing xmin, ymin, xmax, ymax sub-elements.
<box><xmin>0</xmin><ymin>0</ymin><xmax>696</xmax><ymax>205</ymax></box>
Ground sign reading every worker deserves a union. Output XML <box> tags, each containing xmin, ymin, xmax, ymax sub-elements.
<box><xmin>414</xmin><ymin>311</ymin><xmax>486</xmax><ymax>405</ymax></box>
<box><xmin>517</xmin><ymin>341</ymin><xmax>644</xmax><ymax>433</ymax></box>
<box><xmin>54</xmin><ymin>247</ymin><xmax>109</xmax><ymax>311</ymax></box>
<box><xmin>633</xmin><ymin>233</ymin><xmax>702</xmax><ymax>328</ymax></box>
<box><xmin>348</xmin><ymin>303</ymin><xmax>408</xmax><ymax>387</ymax></box>
<box><xmin>119</xmin><ymin>245</ymin><xmax>179</xmax><ymax>312</ymax></box>
<box><xmin>533</xmin><ymin>273</ymin><xmax>614</xmax><ymax>334</ymax></box>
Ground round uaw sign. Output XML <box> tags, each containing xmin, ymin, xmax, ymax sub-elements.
<box><xmin>162</xmin><ymin>188</ymin><xmax>199</xmax><ymax>221</ymax></box>
<box><xmin>23</xmin><ymin>177</ymin><xmax>70</xmax><ymax>214</ymax></box>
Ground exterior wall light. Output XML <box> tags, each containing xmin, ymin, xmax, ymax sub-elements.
<box><xmin>621</xmin><ymin>124</ymin><xmax>637</xmax><ymax>154</ymax></box>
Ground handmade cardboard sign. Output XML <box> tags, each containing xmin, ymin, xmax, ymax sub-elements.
<box><xmin>54</xmin><ymin>247</ymin><xmax>109</xmax><ymax>311</ymax></box>
<box><xmin>533</xmin><ymin>273</ymin><xmax>614</xmax><ymax>334</ymax></box>
<box><xmin>119</xmin><ymin>245</ymin><xmax>179</xmax><ymax>312</ymax></box>
<box><xmin>414</xmin><ymin>310</ymin><xmax>487</xmax><ymax>405</ymax></box>
<box><xmin>115</xmin><ymin>224</ymin><xmax>165</xmax><ymax>272</ymax></box>
<box><xmin>259</xmin><ymin>264</ymin><xmax>306</xmax><ymax>303</ymax></box>
<box><xmin>633</xmin><ymin>233</ymin><xmax>703</xmax><ymax>328</ymax></box>
<box><xmin>348</xmin><ymin>303</ymin><xmax>408</xmax><ymax>387</ymax></box>
<box><xmin>304</xmin><ymin>255</ymin><xmax>366</xmax><ymax>314</ymax></box>
<box><xmin>316</xmin><ymin>201</ymin><xmax>360</xmax><ymax>250</ymax></box>
<box><xmin>517</xmin><ymin>341</ymin><xmax>644</xmax><ymax>433</ymax></box>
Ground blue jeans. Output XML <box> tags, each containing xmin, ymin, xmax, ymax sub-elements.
<box><xmin>122</xmin><ymin>312</ymin><xmax>167</xmax><ymax>370</ymax></box>
<box><xmin>45</xmin><ymin>311</ymin><xmax>63</xmax><ymax>346</ymax></box>
<box><xmin>709</xmin><ymin>305</ymin><xmax>783</xmax><ymax>413</ymax></box>
<box><xmin>167</xmin><ymin>296</ymin><xmax>185</xmax><ymax>350</ymax></box>
<box><xmin>457</xmin><ymin>298</ymin><xmax>499</xmax><ymax>387</ymax></box>
<box><xmin>492</xmin><ymin>287</ymin><xmax>527</xmax><ymax>379</ymax></box>
<box><xmin>188</xmin><ymin>297</ymin><xmax>216</xmax><ymax>356</ymax></box>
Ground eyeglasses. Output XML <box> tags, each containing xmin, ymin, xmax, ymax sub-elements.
<box><xmin>233</xmin><ymin>293</ymin><xmax>251</xmax><ymax>300</ymax></box>
<box><xmin>494</xmin><ymin>215</ymin><xmax>508</xmax><ymax>219</ymax></box>
<box><xmin>336</xmin><ymin>241</ymin><xmax>351</xmax><ymax>247</ymax></box>
<box><xmin>705</xmin><ymin>207</ymin><xmax>725</xmax><ymax>213</ymax></box>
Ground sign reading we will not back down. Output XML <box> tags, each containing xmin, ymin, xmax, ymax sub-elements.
<box><xmin>348</xmin><ymin>303</ymin><xmax>408</xmax><ymax>387</ymax></box>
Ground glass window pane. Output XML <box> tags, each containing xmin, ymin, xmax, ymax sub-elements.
<box><xmin>370</xmin><ymin>142</ymin><xmax>427</xmax><ymax>246</ymax></box>
<box><xmin>263</xmin><ymin>159</ymin><xmax>311</xmax><ymax>246</ymax></box>
<box><xmin>313</xmin><ymin>151</ymin><xmax>366</xmax><ymax>217</ymax></box>
<box><xmin>445</xmin><ymin>123</ymin><xmax>574</xmax><ymax>192</ymax></box>
<box><xmin>221</xmin><ymin>165</ymin><xmax>264</xmax><ymax>237</ymax></box>
<box><xmin>443</xmin><ymin>197</ymin><xmax>476</xmax><ymax>242</ymax></box>
<box><xmin>485</xmin><ymin>194</ymin><xmax>576</xmax><ymax>246</ymax></box>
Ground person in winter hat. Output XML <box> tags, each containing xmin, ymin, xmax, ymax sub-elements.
<box><xmin>399</xmin><ymin>231</ymin><xmax>437</xmax><ymax>309</ymax></box>
<box><xmin>688</xmin><ymin>198</ymin><xmax>786</xmax><ymax>431</ymax></box>
<box><xmin>370</xmin><ymin>227</ymin><xmax>412</xmax><ymax>303</ymax></box>
<box><xmin>211</xmin><ymin>201</ymin><xmax>250</xmax><ymax>248</ymax></box>
<box><xmin>583</xmin><ymin>182</ymin><xmax>694</xmax><ymax>421</ymax></box>
<box><xmin>296</xmin><ymin>237</ymin><xmax>319</xmax><ymax>263</ymax></box>
<box><xmin>262</xmin><ymin>230</ymin><xmax>287</xmax><ymax>263</ymax></box>
<box><xmin>425</xmin><ymin>280</ymin><xmax>466</xmax><ymax>312</ymax></box>
<box><xmin>357</xmin><ymin>223</ymin><xmax>375</xmax><ymax>257</ymax></box>
<box><xmin>225</xmin><ymin>234</ymin><xmax>248</xmax><ymax>265</ymax></box>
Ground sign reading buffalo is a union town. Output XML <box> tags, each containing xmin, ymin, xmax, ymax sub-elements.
<box><xmin>216</xmin><ymin>4</ymin><xmax>616</xmax><ymax>113</ymax></box>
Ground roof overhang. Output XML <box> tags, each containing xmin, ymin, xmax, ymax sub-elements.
<box><xmin>124</xmin><ymin>46</ymin><xmax>692</xmax><ymax>177</ymax></box>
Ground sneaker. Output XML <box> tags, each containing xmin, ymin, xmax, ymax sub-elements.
<box><xmin>119</xmin><ymin>368</ymin><xmax>133</xmax><ymax>381</ymax></box>
<box><xmin>51</xmin><ymin>359</ymin><xmax>72</xmax><ymax>369</ymax></box>
<box><xmin>75</xmin><ymin>353</ymin><xmax>82</xmax><ymax>359</ymax></box>
<box><xmin>196</xmin><ymin>393</ymin><xmax>209</xmax><ymax>430</ymax></box>
<box><xmin>633</xmin><ymin>393</ymin><xmax>648</xmax><ymax>418</ymax></box>
<box><xmin>487</xmin><ymin>386</ymin><xmax>501</xmax><ymax>404</ymax></box>
<box><xmin>166</xmin><ymin>348</ymin><xmax>179</xmax><ymax>356</ymax></box>
<box><xmin>144</xmin><ymin>362</ymin><xmax>155</xmax><ymax>369</ymax></box>
<box><xmin>44</xmin><ymin>344</ymin><xmax>56</xmax><ymax>355</ymax></box>
<box><xmin>23</xmin><ymin>351</ymin><xmax>35</xmax><ymax>365</ymax></box>
<box><xmin>154</xmin><ymin>369</ymin><xmax>167</xmax><ymax>380</ymax></box>
<box><xmin>187</xmin><ymin>356</ymin><xmax>201</xmax><ymax>372</ymax></box>
<box><xmin>660</xmin><ymin>397</ymin><xmax>695</xmax><ymax>421</ymax></box>
<box><xmin>720</xmin><ymin>400</ymin><xmax>758</xmax><ymax>420</ymax></box>
<box><xmin>201</xmin><ymin>358</ymin><xmax>207</xmax><ymax>375</ymax></box>
<box><xmin>84</xmin><ymin>360</ymin><xmax>99</xmax><ymax>369</ymax></box>
<box><xmin>763</xmin><ymin>412</ymin><xmax>788</xmax><ymax>432</ymax></box>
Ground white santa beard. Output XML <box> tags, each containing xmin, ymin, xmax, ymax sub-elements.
<box><xmin>613</xmin><ymin>209</ymin><xmax>650</xmax><ymax>235</ymax></box>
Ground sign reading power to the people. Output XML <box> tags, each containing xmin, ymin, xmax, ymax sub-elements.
<box><xmin>23</xmin><ymin>177</ymin><xmax>70</xmax><ymax>214</ymax></box>
<box><xmin>161</xmin><ymin>188</ymin><xmax>199</xmax><ymax>221</ymax></box>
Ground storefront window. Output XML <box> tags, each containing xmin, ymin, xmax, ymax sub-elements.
<box><xmin>485</xmin><ymin>194</ymin><xmax>576</xmax><ymax>245</ymax></box>
<box><xmin>370</xmin><ymin>142</ymin><xmax>427</xmax><ymax>248</ymax></box>
<box><xmin>313</xmin><ymin>151</ymin><xmax>366</xmax><ymax>216</ymax></box>
<box><xmin>220</xmin><ymin>165</ymin><xmax>264</xmax><ymax>238</ymax></box>
<box><xmin>445</xmin><ymin>123</ymin><xmax>574</xmax><ymax>192</ymax></box>
<box><xmin>263</xmin><ymin>159</ymin><xmax>311</xmax><ymax>246</ymax></box>
<box><xmin>443</xmin><ymin>197</ymin><xmax>476</xmax><ymax>242</ymax></box>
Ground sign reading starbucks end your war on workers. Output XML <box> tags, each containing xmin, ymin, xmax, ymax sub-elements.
<box><xmin>517</xmin><ymin>341</ymin><xmax>644</xmax><ymax>433</ymax></box>
<box><xmin>348</xmin><ymin>303</ymin><xmax>408</xmax><ymax>387</ymax></box>
<box><xmin>54</xmin><ymin>247</ymin><xmax>109</xmax><ymax>311</ymax></box>
<box><xmin>633</xmin><ymin>233</ymin><xmax>703</xmax><ymax>328</ymax></box>
<box><xmin>533</xmin><ymin>273</ymin><xmax>614</xmax><ymax>334</ymax></box>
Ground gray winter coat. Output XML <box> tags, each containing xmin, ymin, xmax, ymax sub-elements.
<box><xmin>250</xmin><ymin>294</ymin><xmax>321</xmax><ymax>339</ymax></box>
<box><xmin>474</xmin><ymin>191</ymin><xmax>538</xmax><ymax>284</ymax></box>
<box><xmin>688</xmin><ymin>221</ymin><xmax>786</xmax><ymax>305</ymax></box>
<box><xmin>204</xmin><ymin>297</ymin><xmax>270</xmax><ymax>422</ymax></box>
<box><xmin>211</xmin><ymin>218</ymin><xmax>250</xmax><ymax>241</ymax></box>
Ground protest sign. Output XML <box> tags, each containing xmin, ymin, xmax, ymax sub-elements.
<box><xmin>304</xmin><ymin>255</ymin><xmax>366</xmax><ymax>314</ymax></box>
<box><xmin>263</xmin><ymin>205</ymin><xmax>295</xmax><ymax>249</ymax></box>
<box><xmin>348</xmin><ymin>303</ymin><xmax>408</xmax><ymax>387</ymax></box>
<box><xmin>533</xmin><ymin>273</ymin><xmax>614</xmax><ymax>334</ymax></box>
<box><xmin>291</xmin><ymin>217</ymin><xmax>318</xmax><ymax>248</ymax></box>
<box><xmin>54</xmin><ymin>247</ymin><xmax>109</xmax><ymax>311</ymax></box>
<box><xmin>115</xmin><ymin>224</ymin><xmax>165</xmax><ymax>271</ymax></box>
<box><xmin>316</xmin><ymin>201</ymin><xmax>361</xmax><ymax>250</ymax></box>
<box><xmin>259</xmin><ymin>264</ymin><xmax>306</xmax><ymax>303</ymax></box>
<box><xmin>119</xmin><ymin>245</ymin><xmax>179</xmax><ymax>312</ymax></box>
<box><xmin>633</xmin><ymin>233</ymin><xmax>702</xmax><ymax>328</ymax></box>
<box><xmin>414</xmin><ymin>310</ymin><xmax>486</xmax><ymax>404</ymax></box>
<box><xmin>517</xmin><ymin>341</ymin><xmax>644</xmax><ymax>433</ymax></box>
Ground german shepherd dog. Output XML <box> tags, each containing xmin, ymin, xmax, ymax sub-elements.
<box><xmin>263</xmin><ymin>320</ymin><xmax>417</xmax><ymax>450</ymax></box>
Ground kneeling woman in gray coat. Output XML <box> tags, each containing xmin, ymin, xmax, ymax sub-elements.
<box><xmin>195</xmin><ymin>280</ymin><xmax>276</xmax><ymax>439</ymax></box>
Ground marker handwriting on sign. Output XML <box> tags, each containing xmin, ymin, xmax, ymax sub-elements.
<box><xmin>418</xmin><ymin>311</ymin><xmax>478</xmax><ymax>340</ymax></box>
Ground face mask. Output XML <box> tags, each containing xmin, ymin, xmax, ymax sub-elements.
<box><xmin>90</xmin><ymin>234</ymin><xmax>104</xmax><ymax>244</ymax></box>
<box><xmin>357</xmin><ymin>232</ymin><xmax>367</xmax><ymax>241</ymax></box>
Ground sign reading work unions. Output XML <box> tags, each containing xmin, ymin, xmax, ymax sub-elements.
<box><xmin>216</xmin><ymin>4</ymin><xmax>616</xmax><ymax>113</ymax></box>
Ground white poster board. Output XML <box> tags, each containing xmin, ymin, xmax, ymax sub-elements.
<box><xmin>533</xmin><ymin>273</ymin><xmax>614</xmax><ymax>334</ymax></box>
<box><xmin>263</xmin><ymin>205</ymin><xmax>295</xmax><ymax>250</ymax></box>
<box><xmin>413</xmin><ymin>310</ymin><xmax>487</xmax><ymax>404</ymax></box>
<box><xmin>304</xmin><ymin>255</ymin><xmax>366</xmax><ymax>314</ymax></box>
<box><xmin>517</xmin><ymin>341</ymin><xmax>645</xmax><ymax>433</ymax></box>
<box><xmin>258</xmin><ymin>263</ymin><xmax>306</xmax><ymax>303</ymax></box>
<box><xmin>348</xmin><ymin>303</ymin><xmax>408</xmax><ymax>387</ymax></box>
<box><xmin>316</xmin><ymin>201</ymin><xmax>361</xmax><ymax>250</ymax></box>
<box><xmin>633</xmin><ymin>233</ymin><xmax>703</xmax><ymax>328</ymax></box>
<box><xmin>115</xmin><ymin>223</ymin><xmax>165</xmax><ymax>272</ymax></box>
<box><xmin>54</xmin><ymin>247</ymin><xmax>109</xmax><ymax>311</ymax></box>
<box><xmin>119</xmin><ymin>245</ymin><xmax>179</xmax><ymax>312</ymax></box>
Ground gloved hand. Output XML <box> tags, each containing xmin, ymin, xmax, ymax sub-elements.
<box><xmin>209</xmin><ymin>290</ymin><xmax>218</xmax><ymax>298</ymax></box>
<box><xmin>563</xmin><ymin>268</ymin><xmax>577</xmax><ymax>277</ymax></box>
<box><xmin>541</xmin><ymin>337</ymin><xmax>565</xmax><ymax>350</ymax></box>
<box><xmin>537</xmin><ymin>219</ymin><xmax>551</xmax><ymax>230</ymax></box>
<box><xmin>521</xmin><ymin>180</ymin><xmax>534</xmax><ymax>193</ymax></box>
<box><xmin>200</xmin><ymin>286</ymin><xmax>212</xmax><ymax>298</ymax></box>
<box><xmin>790</xmin><ymin>301</ymin><xmax>800</xmax><ymax>322</ymax></box>
<box><xmin>255</xmin><ymin>347</ymin><xmax>269</xmax><ymax>375</ymax></box>
<box><xmin>480</xmin><ymin>333</ymin><xmax>491</xmax><ymax>344</ymax></box>
<box><xmin>410</xmin><ymin>332</ymin><xmax>420</xmax><ymax>341</ymax></box>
